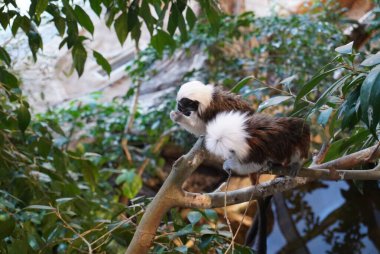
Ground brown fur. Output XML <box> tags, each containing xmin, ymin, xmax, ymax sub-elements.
<box><xmin>199</xmin><ymin>87</ymin><xmax>254</xmax><ymax>122</ymax></box>
<box><xmin>242</xmin><ymin>114</ymin><xmax>310</xmax><ymax>165</ymax></box>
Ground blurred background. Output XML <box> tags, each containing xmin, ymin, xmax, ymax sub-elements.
<box><xmin>1</xmin><ymin>0</ymin><xmax>380</xmax><ymax>253</ymax></box>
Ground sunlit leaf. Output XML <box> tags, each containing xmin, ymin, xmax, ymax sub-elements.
<box><xmin>317</xmin><ymin>107</ymin><xmax>333</xmax><ymax>127</ymax></box>
<box><xmin>335</xmin><ymin>41</ymin><xmax>353</xmax><ymax>54</ymax></box>
<box><xmin>360</xmin><ymin>53</ymin><xmax>380</xmax><ymax>67</ymax></box>
<box><xmin>187</xmin><ymin>211</ymin><xmax>202</xmax><ymax>225</ymax></box>
<box><xmin>258</xmin><ymin>96</ymin><xmax>292</xmax><ymax>112</ymax></box>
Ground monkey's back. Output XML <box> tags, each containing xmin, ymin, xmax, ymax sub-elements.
<box><xmin>199</xmin><ymin>87</ymin><xmax>254</xmax><ymax>122</ymax></box>
<box><xmin>243</xmin><ymin>114</ymin><xmax>310</xmax><ymax>165</ymax></box>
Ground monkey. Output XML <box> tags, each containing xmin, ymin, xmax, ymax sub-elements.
<box><xmin>171</xmin><ymin>80</ymin><xmax>310</xmax><ymax>254</ymax></box>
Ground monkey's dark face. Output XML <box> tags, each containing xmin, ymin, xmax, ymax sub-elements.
<box><xmin>177</xmin><ymin>98</ymin><xmax>199</xmax><ymax>116</ymax></box>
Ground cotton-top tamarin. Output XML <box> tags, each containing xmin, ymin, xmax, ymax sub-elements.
<box><xmin>170</xmin><ymin>80</ymin><xmax>310</xmax><ymax>254</ymax></box>
<box><xmin>170</xmin><ymin>80</ymin><xmax>310</xmax><ymax>176</ymax></box>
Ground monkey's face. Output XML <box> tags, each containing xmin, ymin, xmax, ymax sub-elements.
<box><xmin>170</xmin><ymin>98</ymin><xmax>206</xmax><ymax>136</ymax></box>
<box><xmin>177</xmin><ymin>98</ymin><xmax>199</xmax><ymax>116</ymax></box>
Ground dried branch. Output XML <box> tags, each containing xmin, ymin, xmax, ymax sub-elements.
<box><xmin>311</xmin><ymin>143</ymin><xmax>380</xmax><ymax>170</ymax></box>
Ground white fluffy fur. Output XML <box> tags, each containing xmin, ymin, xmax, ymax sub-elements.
<box><xmin>205</xmin><ymin>111</ymin><xmax>251</xmax><ymax>161</ymax></box>
<box><xmin>177</xmin><ymin>81</ymin><xmax>214</xmax><ymax>113</ymax></box>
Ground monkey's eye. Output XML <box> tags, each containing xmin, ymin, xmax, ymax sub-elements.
<box><xmin>183</xmin><ymin>111</ymin><xmax>191</xmax><ymax>116</ymax></box>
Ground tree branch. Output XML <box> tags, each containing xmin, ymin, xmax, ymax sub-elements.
<box><xmin>126</xmin><ymin>138</ymin><xmax>380</xmax><ymax>253</ymax></box>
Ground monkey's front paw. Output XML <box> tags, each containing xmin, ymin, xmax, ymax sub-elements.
<box><xmin>170</xmin><ymin>111</ymin><xmax>182</xmax><ymax>122</ymax></box>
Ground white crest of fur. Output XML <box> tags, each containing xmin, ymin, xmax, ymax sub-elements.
<box><xmin>205</xmin><ymin>111</ymin><xmax>251</xmax><ymax>160</ymax></box>
<box><xmin>177</xmin><ymin>81</ymin><xmax>214</xmax><ymax>113</ymax></box>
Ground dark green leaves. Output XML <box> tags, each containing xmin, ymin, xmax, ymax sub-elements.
<box><xmin>0</xmin><ymin>47</ymin><xmax>11</xmax><ymax>67</ymax></box>
<box><xmin>74</xmin><ymin>5</ymin><xmax>94</xmax><ymax>35</ymax></box>
<box><xmin>72</xmin><ymin>44</ymin><xmax>87</xmax><ymax>76</ymax></box>
<box><xmin>296</xmin><ymin>67</ymin><xmax>341</xmax><ymax>102</ymax></box>
<box><xmin>114</xmin><ymin>12</ymin><xmax>128</xmax><ymax>45</ymax></box>
<box><xmin>27</xmin><ymin>28</ymin><xmax>43</xmax><ymax>62</ymax></box>
<box><xmin>151</xmin><ymin>30</ymin><xmax>176</xmax><ymax>56</ymax></box>
<box><xmin>0</xmin><ymin>68</ymin><xmax>19</xmax><ymax>89</ymax></box>
<box><xmin>186</xmin><ymin>7</ymin><xmax>196</xmax><ymax>30</ymax></box>
<box><xmin>90</xmin><ymin>0</ymin><xmax>102</xmax><ymax>17</ymax></box>
<box><xmin>360</xmin><ymin>65</ymin><xmax>380</xmax><ymax>137</ymax></box>
<box><xmin>93</xmin><ymin>51</ymin><xmax>111</xmax><ymax>76</ymax></box>
<box><xmin>17</xmin><ymin>104</ymin><xmax>31</xmax><ymax>132</ymax></box>
<box><xmin>35</xmin><ymin>0</ymin><xmax>48</xmax><ymax>20</ymax></box>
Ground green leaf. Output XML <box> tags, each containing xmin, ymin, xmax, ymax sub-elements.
<box><xmin>35</xmin><ymin>0</ymin><xmax>48</xmax><ymax>19</ymax></box>
<box><xmin>117</xmin><ymin>170</ymin><xmax>142</xmax><ymax>199</ymax></box>
<box><xmin>81</xmin><ymin>160</ymin><xmax>99</xmax><ymax>191</ymax></box>
<box><xmin>175</xmin><ymin>246</ymin><xmax>188</xmax><ymax>253</ymax></box>
<box><xmin>114</xmin><ymin>12</ymin><xmax>128</xmax><ymax>45</ymax></box>
<box><xmin>90</xmin><ymin>0</ymin><xmax>102</xmax><ymax>16</ymax></box>
<box><xmin>296</xmin><ymin>67</ymin><xmax>342</xmax><ymax>102</ymax></box>
<box><xmin>54</xmin><ymin>15</ymin><xmax>66</xmax><ymax>37</ymax></box>
<box><xmin>258</xmin><ymin>96</ymin><xmax>292</xmax><ymax>112</ymax></box>
<box><xmin>0</xmin><ymin>214</ymin><xmax>15</xmax><ymax>239</ymax></box>
<box><xmin>17</xmin><ymin>105</ymin><xmax>31</xmax><ymax>132</ymax></box>
<box><xmin>340</xmin><ymin>87</ymin><xmax>361</xmax><ymax>130</ymax></box>
<box><xmin>230</xmin><ymin>76</ymin><xmax>253</xmax><ymax>93</ymax></box>
<box><xmin>37</xmin><ymin>136</ymin><xmax>52</xmax><ymax>157</ymax></box>
<box><xmin>150</xmin><ymin>30</ymin><xmax>176</xmax><ymax>56</ymax></box>
<box><xmin>204</xmin><ymin>209</ymin><xmax>218</xmax><ymax>221</ymax></box>
<box><xmin>0</xmin><ymin>68</ymin><xmax>19</xmax><ymax>89</ymax></box>
<box><xmin>127</xmin><ymin>0</ymin><xmax>139</xmax><ymax>33</ymax></box>
<box><xmin>167</xmin><ymin>3</ymin><xmax>179</xmax><ymax>36</ymax></box>
<box><xmin>280</xmin><ymin>74</ymin><xmax>297</xmax><ymax>87</ymax></box>
<box><xmin>93</xmin><ymin>51</ymin><xmax>112</xmax><ymax>76</ymax></box>
<box><xmin>317</xmin><ymin>107</ymin><xmax>333</xmax><ymax>127</ymax></box>
<box><xmin>360</xmin><ymin>65</ymin><xmax>380</xmax><ymax>137</ymax></box>
<box><xmin>186</xmin><ymin>7</ymin><xmax>196</xmax><ymax>30</ymax></box>
<box><xmin>360</xmin><ymin>53</ymin><xmax>380</xmax><ymax>67</ymax></box>
<box><xmin>74</xmin><ymin>5</ymin><xmax>94</xmax><ymax>35</ymax></box>
<box><xmin>335</xmin><ymin>41</ymin><xmax>353</xmax><ymax>54</ymax></box>
<box><xmin>27</xmin><ymin>29</ymin><xmax>43</xmax><ymax>62</ymax></box>
<box><xmin>25</xmin><ymin>205</ymin><xmax>55</xmax><ymax>210</ymax></box>
<box><xmin>187</xmin><ymin>211</ymin><xmax>202</xmax><ymax>225</ymax></box>
<box><xmin>140</xmin><ymin>0</ymin><xmax>155</xmax><ymax>34</ymax></box>
<box><xmin>72</xmin><ymin>43</ymin><xmax>87</xmax><ymax>76</ymax></box>
<box><xmin>0</xmin><ymin>46</ymin><xmax>11</xmax><ymax>66</ymax></box>
<box><xmin>47</xmin><ymin>119</ymin><xmax>66</xmax><ymax>136</ymax></box>
<box><xmin>199</xmin><ymin>0</ymin><xmax>220</xmax><ymax>32</ymax></box>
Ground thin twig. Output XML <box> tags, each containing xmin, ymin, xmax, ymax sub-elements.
<box><xmin>225</xmin><ymin>185</ymin><xmax>256</xmax><ymax>253</ymax></box>
<box><xmin>223</xmin><ymin>174</ymin><xmax>234</xmax><ymax>254</ymax></box>
<box><xmin>53</xmin><ymin>205</ymin><xmax>93</xmax><ymax>254</ymax></box>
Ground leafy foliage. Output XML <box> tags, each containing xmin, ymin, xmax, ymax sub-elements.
<box><xmin>1</xmin><ymin>0</ymin><xmax>380</xmax><ymax>253</ymax></box>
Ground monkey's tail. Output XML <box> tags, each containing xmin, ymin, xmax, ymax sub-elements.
<box><xmin>205</xmin><ymin>111</ymin><xmax>251</xmax><ymax>160</ymax></box>
<box><xmin>245</xmin><ymin>196</ymin><xmax>272</xmax><ymax>254</ymax></box>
